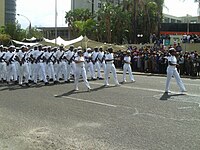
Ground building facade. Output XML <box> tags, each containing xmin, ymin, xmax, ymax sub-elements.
<box><xmin>163</xmin><ymin>14</ymin><xmax>200</xmax><ymax>23</ymax></box>
<box><xmin>0</xmin><ymin>0</ymin><xmax>5</xmax><ymax>27</ymax></box>
<box><xmin>38</xmin><ymin>27</ymin><xmax>69</xmax><ymax>40</ymax></box>
<box><xmin>0</xmin><ymin>0</ymin><xmax>16</xmax><ymax>27</ymax></box>
<box><xmin>71</xmin><ymin>0</ymin><xmax>122</xmax><ymax>13</ymax></box>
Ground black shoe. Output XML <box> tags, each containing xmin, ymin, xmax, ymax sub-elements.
<box><xmin>45</xmin><ymin>82</ymin><xmax>49</xmax><ymax>85</ymax></box>
<box><xmin>49</xmin><ymin>78</ymin><xmax>53</xmax><ymax>82</ymax></box>
<box><xmin>25</xmin><ymin>83</ymin><xmax>30</xmax><ymax>87</ymax></box>
<box><xmin>65</xmin><ymin>80</ymin><xmax>70</xmax><ymax>83</ymax></box>
<box><xmin>54</xmin><ymin>81</ymin><xmax>59</xmax><ymax>84</ymax></box>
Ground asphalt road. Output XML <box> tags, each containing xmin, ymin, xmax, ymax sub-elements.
<box><xmin>0</xmin><ymin>73</ymin><xmax>200</xmax><ymax>150</ymax></box>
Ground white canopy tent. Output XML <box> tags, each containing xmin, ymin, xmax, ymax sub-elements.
<box><xmin>12</xmin><ymin>39</ymin><xmax>39</xmax><ymax>46</ymax></box>
<box><xmin>43</xmin><ymin>35</ymin><xmax>83</xmax><ymax>46</ymax></box>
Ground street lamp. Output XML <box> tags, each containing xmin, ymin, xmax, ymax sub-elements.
<box><xmin>137</xmin><ymin>34</ymin><xmax>143</xmax><ymax>44</ymax></box>
<box><xmin>186</xmin><ymin>14</ymin><xmax>190</xmax><ymax>35</ymax></box>
<box><xmin>88</xmin><ymin>0</ymin><xmax>94</xmax><ymax>15</ymax></box>
<box><xmin>55</xmin><ymin>0</ymin><xmax>58</xmax><ymax>45</ymax></box>
<box><xmin>17</xmin><ymin>14</ymin><xmax>31</xmax><ymax>31</ymax></box>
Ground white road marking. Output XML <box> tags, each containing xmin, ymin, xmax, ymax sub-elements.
<box><xmin>62</xmin><ymin>96</ymin><xmax>117</xmax><ymax>108</ymax></box>
<box><xmin>90</xmin><ymin>82</ymin><xmax>200</xmax><ymax>97</ymax></box>
<box><xmin>177</xmin><ymin>107</ymin><xmax>194</xmax><ymax>110</ymax></box>
<box><xmin>159</xmin><ymin>81</ymin><xmax>200</xmax><ymax>87</ymax></box>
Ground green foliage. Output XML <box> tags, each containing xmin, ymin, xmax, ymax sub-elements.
<box><xmin>28</xmin><ymin>27</ymin><xmax>43</xmax><ymax>39</ymax></box>
<box><xmin>65</xmin><ymin>0</ymin><xmax>165</xmax><ymax>44</ymax></box>
<box><xmin>65</xmin><ymin>9</ymin><xmax>94</xmax><ymax>26</ymax></box>
<box><xmin>4</xmin><ymin>22</ymin><xmax>26</xmax><ymax>41</ymax></box>
<box><xmin>74</xmin><ymin>19</ymin><xmax>96</xmax><ymax>36</ymax></box>
<box><xmin>0</xmin><ymin>33</ymin><xmax>11</xmax><ymax>45</ymax></box>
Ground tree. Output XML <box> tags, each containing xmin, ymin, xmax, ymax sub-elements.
<box><xmin>4</xmin><ymin>22</ymin><xmax>26</xmax><ymax>41</ymax></box>
<box><xmin>64</xmin><ymin>0</ymin><xmax>166</xmax><ymax>44</ymax></box>
<box><xmin>28</xmin><ymin>27</ymin><xmax>43</xmax><ymax>39</ymax></box>
<box><xmin>65</xmin><ymin>9</ymin><xmax>95</xmax><ymax>39</ymax></box>
<box><xmin>74</xmin><ymin>19</ymin><xmax>97</xmax><ymax>38</ymax></box>
<box><xmin>0</xmin><ymin>26</ymin><xmax>11</xmax><ymax>45</ymax></box>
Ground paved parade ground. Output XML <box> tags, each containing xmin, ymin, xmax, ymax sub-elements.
<box><xmin>0</xmin><ymin>73</ymin><xmax>200</xmax><ymax>150</ymax></box>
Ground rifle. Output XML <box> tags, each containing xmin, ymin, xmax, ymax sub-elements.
<box><xmin>0</xmin><ymin>53</ymin><xmax>5</xmax><ymax>62</ymax></box>
<box><xmin>100</xmin><ymin>53</ymin><xmax>105</xmax><ymax>63</ymax></box>
<box><xmin>68</xmin><ymin>53</ymin><xmax>75</xmax><ymax>65</ymax></box>
<box><xmin>93</xmin><ymin>53</ymin><xmax>99</xmax><ymax>64</ymax></box>
<box><xmin>29</xmin><ymin>54</ymin><xmax>35</xmax><ymax>64</ymax></box>
<box><xmin>6</xmin><ymin>54</ymin><xmax>15</xmax><ymax>66</ymax></box>
<box><xmin>46</xmin><ymin>53</ymin><xmax>54</xmax><ymax>64</ymax></box>
<box><xmin>57</xmin><ymin>52</ymin><xmax>64</xmax><ymax>64</ymax></box>
<box><xmin>35</xmin><ymin>52</ymin><xmax>44</xmax><ymax>64</ymax></box>
<box><xmin>21</xmin><ymin>53</ymin><xmax>27</xmax><ymax>65</ymax></box>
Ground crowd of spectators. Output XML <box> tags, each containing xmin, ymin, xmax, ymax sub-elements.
<box><xmin>114</xmin><ymin>44</ymin><xmax>200</xmax><ymax>77</ymax></box>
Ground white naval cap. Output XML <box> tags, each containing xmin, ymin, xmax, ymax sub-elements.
<box><xmin>77</xmin><ymin>46</ymin><xmax>82</xmax><ymax>50</ymax></box>
<box><xmin>87</xmin><ymin>48</ymin><xmax>91</xmax><ymax>51</ymax></box>
<box><xmin>9</xmin><ymin>45</ymin><xmax>15</xmax><ymax>48</ymax></box>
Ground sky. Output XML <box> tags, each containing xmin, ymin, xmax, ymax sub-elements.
<box><xmin>16</xmin><ymin>0</ymin><xmax>199</xmax><ymax>29</ymax></box>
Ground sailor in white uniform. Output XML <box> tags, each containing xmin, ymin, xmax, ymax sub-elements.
<box><xmin>3</xmin><ymin>45</ymin><xmax>18</xmax><ymax>84</ymax></box>
<box><xmin>104</xmin><ymin>47</ymin><xmax>120</xmax><ymax>86</ymax></box>
<box><xmin>165</xmin><ymin>48</ymin><xmax>187</xmax><ymax>93</ymax></box>
<box><xmin>0</xmin><ymin>45</ymin><xmax>7</xmax><ymax>82</ymax></box>
<box><xmin>122</xmin><ymin>50</ymin><xmax>135</xmax><ymax>83</ymax></box>
<box><xmin>74</xmin><ymin>49</ymin><xmax>91</xmax><ymax>91</ymax></box>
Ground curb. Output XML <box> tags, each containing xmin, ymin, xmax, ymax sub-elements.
<box><xmin>116</xmin><ymin>69</ymin><xmax>200</xmax><ymax>79</ymax></box>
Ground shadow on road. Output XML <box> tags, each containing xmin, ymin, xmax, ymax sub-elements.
<box><xmin>160</xmin><ymin>92</ymin><xmax>186</xmax><ymax>101</ymax></box>
<box><xmin>55</xmin><ymin>85</ymin><xmax>111</xmax><ymax>98</ymax></box>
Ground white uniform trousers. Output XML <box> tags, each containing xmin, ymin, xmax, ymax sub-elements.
<box><xmin>104</xmin><ymin>63</ymin><xmax>119</xmax><ymax>86</ymax></box>
<box><xmin>6</xmin><ymin>63</ymin><xmax>17</xmax><ymax>82</ymax></box>
<box><xmin>18</xmin><ymin>63</ymin><xmax>29</xmax><ymax>84</ymax></box>
<box><xmin>54</xmin><ymin>62</ymin><xmax>58</xmax><ymax>78</ymax></box>
<box><xmin>165</xmin><ymin>66</ymin><xmax>186</xmax><ymax>92</ymax></box>
<box><xmin>0</xmin><ymin>62</ymin><xmax>7</xmax><ymax>80</ymax></box>
<box><xmin>71</xmin><ymin>62</ymin><xmax>76</xmax><ymax>76</ymax></box>
<box><xmin>56</xmin><ymin>61</ymin><xmax>67</xmax><ymax>81</ymax></box>
<box><xmin>46</xmin><ymin>62</ymin><xmax>56</xmax><ymax>81</ymax></box>
<box><xmin>28</xmin><ymin>62</ymin><xmax>33</xmax><ymax>81</ymax></box>
<box><xmin>15</xmin><ymin>62</ymin><xmax>20</xmax><ymax>78</ymax></box>
<box><xmin>66</xmin><ymin>63</ymin><xmax>72</xmax><ymax>80</ymax></box>
<box><xmin>99</xmin><ymin>61</ymin><xmax>106</xmax><ymax>77</ymax></box>
<box><xmin>94</xmin><ymin>61</ymin><xmax>102</xmax><ymax>78</ymax></box>
<box><xmin>33</xmin><ymin>62</ymin><xmax>48</xmax><ymax>83</ymax></box>
<box><xmin>123</xmin><ymin>63</ymin><xmax>135</xmax><ymax>82</ymax></box>
<box><xmin>74</xmin><ymin>66</ymin><xmax>91</xmax><ymax>90</ymax></box>
<box><xmin>85</xmin><ymin>61</ymin><xmax>95</xmax><ymax>79</ymax></box>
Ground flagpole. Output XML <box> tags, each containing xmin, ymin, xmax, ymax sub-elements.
<box><xmin>55</xmin><ymin>0</ymin><xmax>58</xmax><ymax>45</ymax></box>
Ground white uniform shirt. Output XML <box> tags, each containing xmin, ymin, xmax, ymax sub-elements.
<box><xmin>167</xmin><ymin>55</ymin><xmax>177</xmax><ymax>69</ymax></box>
<box><xmin>55</xmin><ymin>50</ymin><xmax>64</xmax><ymax>60</ymax></box>
<box><xmin>4</xmin><ymin>51</ymin><xmax>15</xmax><ymax>63</ymax></box>
<box><xmin>84</xmin><ymin>52</ymin><xmax>92</xmax><ymax>62</ymax></box>
<box><xmin>98</xmin><ymin>51</ymin><xmax>105</xmax><ymax>61</ymax></box>
<box><xmin>75</xmin><ymin>56</ymin><xmax>85</xmax><ymax>68</ymax></box>
<box><xmin>124</xmin><ymin>55</ymin><xmax>131</xmax><ymax>63</ymax></box>
<box><xmin>32</xmin><ymin>50</ymin><xmax>44</xmax><ymax>63</ymax></box>
<box><xmin>0</xmin><ymin>51</ymin><xmax>6</xmax><ymax>62</ymax></box>
<box><xmin>44</xmin><ymin>51</ymin><xmax>51</xmax><ymax>59</ymax></box>
<box><xmin>65</xmin><ymin>50</ymin><xmax>74</xmax><ymax>61</ymax></box>
<box><xmin>105</xmin><ymin>53</ymin><xmax>114</xmax><ymax>64</ymax></box>
<box><xmin>16</xmin><ymin>50</ymin><xmax>24</xmax><ymax>60</ymax></box>
<box><xmin>168</xmin><ymin>55</ymin><xmax>177</xmax><ymax>65</ymax></box>
<box><xmin>92</xmin><ymin>51</ymin><xmax>99</xmax><ymax>61</ymax></box>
